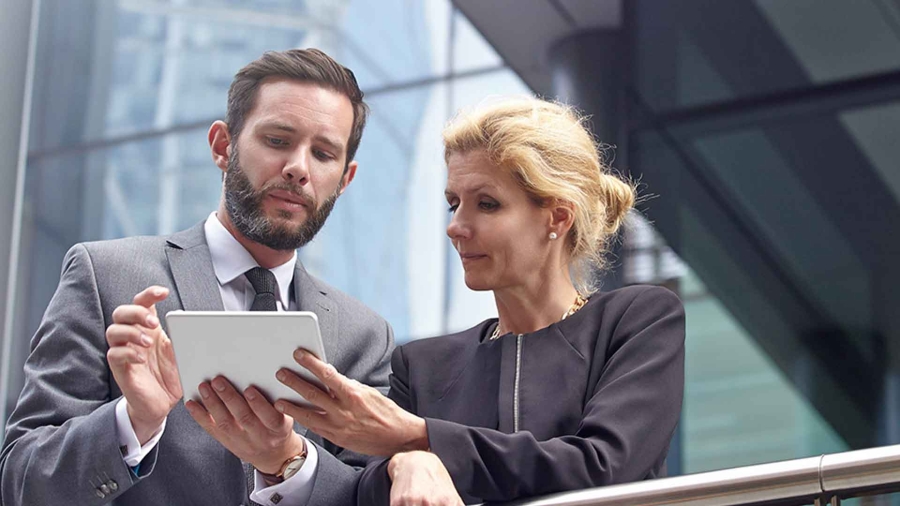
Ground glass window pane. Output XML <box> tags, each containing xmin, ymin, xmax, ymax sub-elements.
<box><xmin>682</xmin><ymin>268</ymin><xmax>848</xmax><ymax>472</ymax></box>
<box><xmin>635</xmin><ymin>0</ymin><xmax>900</xmax><ymax>112</ymax></box>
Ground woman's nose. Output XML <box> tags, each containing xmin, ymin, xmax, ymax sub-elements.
<box><xmin>447</xmin><ymin>212</ymin><xmax>470</xmax><ymax>240</ymax></box>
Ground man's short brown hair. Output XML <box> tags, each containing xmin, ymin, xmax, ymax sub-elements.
<box><xmin>226</xmin><ymin>48</ymin><xmax>369</xmax><ymax>167</ymax></box>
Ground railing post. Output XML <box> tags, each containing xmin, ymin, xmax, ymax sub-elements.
<box><xmin>812</xmin><ymin>494</ymin><xmax>840</xmax><ymax>506</ymax></box>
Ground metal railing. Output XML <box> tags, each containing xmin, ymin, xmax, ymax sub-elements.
<box><xmin>504</xmin><ymin>444</ymin><xmax>900</xmax><ymax>506</ymax></box>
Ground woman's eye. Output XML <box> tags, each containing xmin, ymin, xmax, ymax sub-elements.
<box><xmin>479</xmin><ymin>201</ymin><xmax>499</xmax><ymax>211</ymax></box>
<box><xmin>447</xmin><ymin>203</ymin><xmax>459</xmax><ymax>213</ymax></box>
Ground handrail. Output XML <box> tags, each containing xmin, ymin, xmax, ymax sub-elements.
<box><xmin>501</xmin><ymin>444</ymin><xmax>900</xmax><ymax>506</ymax></box>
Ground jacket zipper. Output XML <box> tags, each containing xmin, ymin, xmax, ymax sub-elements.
<box><xmin>514</xmin><ymin>333</ymin><xmax>523</xmax><ymax>433</ymax></box>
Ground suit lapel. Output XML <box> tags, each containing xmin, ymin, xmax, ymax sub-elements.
<box><xmin>291</xmin><ymin>262</ymin><xmax>336</xmax><ymax>438</ymax></box>
<box><xmin>292</xmin><ymin>263</ymin><xmax>337</xmax><ymax>361</ymax></box>
<box><xmin>165</xmin><ymin>222</ymin><xmax>225</xmax><ymax>312</ymax></box>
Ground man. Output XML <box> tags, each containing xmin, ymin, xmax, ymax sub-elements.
<box><xmin>0</xmin><ymin>48</ymin><xmax>393</xmax><ymax>505</ymax></box>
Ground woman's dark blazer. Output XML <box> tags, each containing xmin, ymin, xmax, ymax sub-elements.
<box><xmin>357</xmin><ymin>285</ymin><xmax>686</xmax><ymax>505</ymax></box>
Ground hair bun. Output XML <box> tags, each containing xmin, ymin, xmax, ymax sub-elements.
<box><xmin>598</xmin><ymin>173</ymin><xmax>635</xmax><ymax>238</ymax></box>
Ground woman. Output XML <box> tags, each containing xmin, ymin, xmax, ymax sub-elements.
<box><xmin>277</xmin><ymin>97</ymin><xmax>685</xmax><ymax>505</ymax></box>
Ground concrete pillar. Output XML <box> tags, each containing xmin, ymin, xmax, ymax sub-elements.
<box><xmin>548</xmin><ymin>30</ymin><xmax>628</xmax><ymax>290</ymax></box>
<box><xmin>550</xmin><ymin>31</ymin><xmax>626</xmax><ymax>154</ymax></box>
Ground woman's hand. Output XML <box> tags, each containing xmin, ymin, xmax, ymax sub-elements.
<box><xmin>274</xmin><ymin>349</ymin><xmax>429</xmax><ymax>457</ymax></box>
<box><xmin>388</xmin><ymin>451</ymin><xmax>464</xmax><ymax>506</ymax></box>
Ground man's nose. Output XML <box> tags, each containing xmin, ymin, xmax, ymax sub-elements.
<box><xmin>282</xmin><ymin>149</ymin><xmax>310</xmax><ymax>184</ymax></box>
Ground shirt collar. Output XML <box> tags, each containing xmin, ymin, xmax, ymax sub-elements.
<box><xmin>204</xmin><ymin>212</ymin><xmax>297</xmax><ymax>307</ymax></box>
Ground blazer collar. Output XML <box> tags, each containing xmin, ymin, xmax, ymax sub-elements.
<box><xmin>166</xmin><ymin>222</ymin><xmax>224</xmax><ymax>312</ymax></box>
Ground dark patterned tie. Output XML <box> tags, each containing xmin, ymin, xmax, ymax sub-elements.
<box><xmin>245</xmin><ymin>267</ymin><xmax>278</xmax><ymax>312</ymax></box>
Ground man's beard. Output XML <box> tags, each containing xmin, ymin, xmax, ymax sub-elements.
<box><xmin>223</xmin><ymin>148</ymin><xmax>341</xmax><ymax>251</ymax></box>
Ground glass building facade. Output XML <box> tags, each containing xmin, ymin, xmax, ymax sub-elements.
<box><xmin>4</xmin><ymin>0</ymin><xmax>900</xmax><ymax>493</ymax></box>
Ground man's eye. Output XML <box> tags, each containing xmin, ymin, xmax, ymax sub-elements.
<box><xmin>314</xmin><ymin>150</ymin><xmax>335</xmax><ymax>161</ymax></box>
<box><xmin>267</xmin><ymin>137</ymin><xmax>288</xmax><ymax>147</ymax></box>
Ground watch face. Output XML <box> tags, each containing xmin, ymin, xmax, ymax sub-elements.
<box><xmin>283</xmin><ymin>456</ymin><xmax>306</xmax><ymax>479</ymax></box>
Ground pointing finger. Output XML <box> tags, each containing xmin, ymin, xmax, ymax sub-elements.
<box><xmin>132</xmin><ymin>286</ymin><xmax>169</xmax><ymax>316</ymax></box>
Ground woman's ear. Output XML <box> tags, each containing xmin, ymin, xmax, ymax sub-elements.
<box><xmin>208</xmin><ymin>120</ymin><xmax>232</xmax><ymax>173</ymax></box>
<box><xmin>549</xmin><ymin>200</ymin><xmax>575</xmax><ymax>237</ymax></box>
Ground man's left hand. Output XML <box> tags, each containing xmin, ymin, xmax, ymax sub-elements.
<box><xmin>185</xmin><ymin>376</ymin><xmax>305</xmax><ymax>475</ymax></box>
<box><xmin>274</xmin><ymin>350</ymin><xmax>428</xmax><ymax>457</ymax></box>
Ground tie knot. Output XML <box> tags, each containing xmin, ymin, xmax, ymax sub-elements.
<box><xmin>245</xmin><ymin>267</ymin><xmax>278</xmax><ymax>297</ymax></box>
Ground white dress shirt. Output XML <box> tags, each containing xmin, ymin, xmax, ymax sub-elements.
<box><xmin>115</xmin><ymin>212</ymin><xmax>319</xmax><ymax>505</ymax></box>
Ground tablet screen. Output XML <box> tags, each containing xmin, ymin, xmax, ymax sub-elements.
<box><xmin>166</xmin><ymin>311</ymin><xmax>327</xmax><ymax>408</ymax></box>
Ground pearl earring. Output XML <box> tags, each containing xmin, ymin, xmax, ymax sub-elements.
<box><xmin>549</xmin><ymin>232</ymin><xmax>558</xmax><ymax>240</ymax></box>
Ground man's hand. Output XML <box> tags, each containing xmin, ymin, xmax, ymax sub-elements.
<box><xmin>106</xmin><ymin>286</ymin><xmax>183</xmax><ymax>444</ymax></box>
<box><xmin>274</xmin><ymin>349</ymin><xmax>428</xmax><ymax>457</ymax></box>
<box><xmin>387</xmin><ymin>451</ymin><xmax>463</xmax><ymax>506</ymax></box>
<box><xmin>185</xmin><ymin>376</ymin><xmax>305</xmax><ymax>475</ymax></box>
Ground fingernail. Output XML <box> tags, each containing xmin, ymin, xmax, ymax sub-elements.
<box><xmin>212</xmin><ymin>379</ymin><xmax>225</xmax><ymax>392</ymax></box>
<box><xmin>276</xmin><ymin>370</ymin><xmax>287</xmax><ymax>382</ymax></box>
<box><xmin>245</xmin><ymin>388</ymin><xmax>257</xmax><ymax>401</ymax></box>
<box><xmin>153</xmin><ymin>288</ymin><xmax>164</xmax><ymax>296</ymax></box>
<box><xmin>140</xmin><ymin>333</ymin><xmax>152</xmax><ymax>346</ymax></box>
<box><xmin>276</xmin><ymin>403</ymin><xmax>285</xmax><ymax>413</ymax></box>
<box><xmin>146</xmin><ymin>315</ymin><xmax>159</xmax><ymax>327</ymax></box>
<box><xmin>294</xmin><ymin>349</ymin><xmax>305</xmax><ymax>360</ymax></box>
<box><xmin>200</xmin><ymin>384</ymin><xmax>210</xmax><ymax>399</ymax></box>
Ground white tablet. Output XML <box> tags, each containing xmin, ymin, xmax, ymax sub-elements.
<box><xmin>165</xmin><ymin>311</ymin><xmax>327</xmax><ymax>408</ymax></box>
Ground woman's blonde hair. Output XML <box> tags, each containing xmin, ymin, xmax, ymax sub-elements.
<box><xmin>442</xmin><ymin>97</ymin><xmax>635</xmax><ymax>295</ymax></box>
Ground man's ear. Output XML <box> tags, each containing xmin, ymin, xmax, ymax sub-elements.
<box><xmin>338</xmin><ymin>161</ymin><xmax>358</xmax><ymax>195</ymax></box>
<box><xmin>208</xmin><ymin>120</ymin><xmax>232</xmax><ymax>173</ymax></box>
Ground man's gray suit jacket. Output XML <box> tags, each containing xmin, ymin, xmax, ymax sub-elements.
<box><xmin>0</xmin><ymin>222</ymin><xmax>394</xmax><ymax>505</ymax></box>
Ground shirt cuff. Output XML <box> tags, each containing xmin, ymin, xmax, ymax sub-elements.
<box><xmin>115</xmin><ymin>397</ymin><xmax>167</xmax><ymax>467</ymax></box>
<box><xmin>250</xmin><ymin>439</ymin><xmax>319</xmax><ymax>506</ymax></box>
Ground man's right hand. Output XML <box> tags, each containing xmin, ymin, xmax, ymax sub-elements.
<box><xmin>106</xmin><ymin>286</ymin><xmax>183</xmax><ymax>445</ymax></box>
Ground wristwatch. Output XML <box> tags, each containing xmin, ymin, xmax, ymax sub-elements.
<box><xmin>260</xmin><ymin>449</ymin><xmax>308</xmax><ymax>483</ymax></box>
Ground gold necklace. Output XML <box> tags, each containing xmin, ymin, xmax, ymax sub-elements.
<box><xmin>489</xmin><ymin>294</ymin><xmax>588</xmax><ymax>341</ymax></box>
